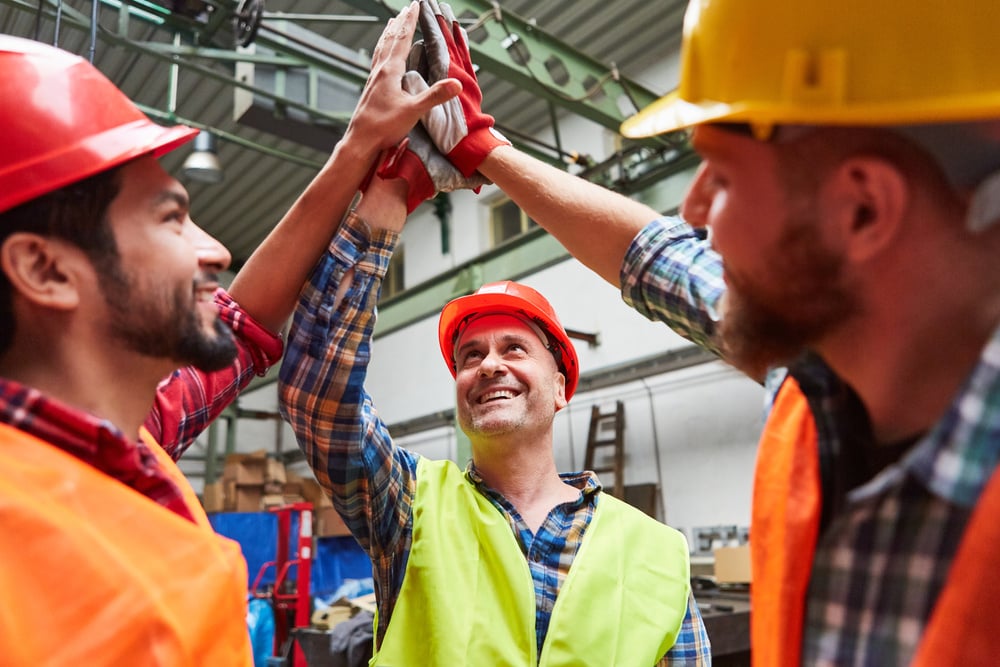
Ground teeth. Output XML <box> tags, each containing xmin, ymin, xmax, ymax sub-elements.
<box><xmin>479</xmin><ymin>390</ymin><xmax>515</xmax><ymax>404</ymax></box>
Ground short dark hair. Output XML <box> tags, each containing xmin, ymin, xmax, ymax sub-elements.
<box><xmin>0</xmin><ymin>167</ymin><xmax>122</xmax><ymax>353</ymax></box>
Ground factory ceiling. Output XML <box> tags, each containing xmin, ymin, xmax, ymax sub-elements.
<box><xmin>1</xmin><ymin>0</ymin><xmax>690</xmax><ymax>269</ymax></box>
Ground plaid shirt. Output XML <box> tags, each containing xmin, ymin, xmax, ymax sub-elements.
<box><xmin>0</xmin><ymin>289</ymin><xmax>282</xmax><ymax>522</ymax></box>
<box><xmin>622</xmin><ymin>216</ymin><xmax>1000</xmax><ymax>664</ymax></box>
<box><xmin>279</xmin><ymin>212</ymin><xmax>710</xmax><ymax>665</ymax></box>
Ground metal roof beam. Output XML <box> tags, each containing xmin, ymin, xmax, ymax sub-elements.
<box><xmin>341</xmin><ymin>0</ymin><xmax>661</xmax><ymax>133</ymax></box>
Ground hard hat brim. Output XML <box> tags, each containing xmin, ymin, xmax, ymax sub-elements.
<box><xmin>0</xmin><ymin>121</ymin><xmax>197</xmax><ymax>213</ymax></box>
<box><xmin>621</xmin><ymin>90</ymin><xmax>740</xmax><ymax>139</ymax></box>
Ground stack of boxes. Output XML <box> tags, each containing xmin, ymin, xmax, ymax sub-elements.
<box><xmin>200</xmin><ymin>451</ymin><xmax>350</xmax><ymax>537</ymax></box>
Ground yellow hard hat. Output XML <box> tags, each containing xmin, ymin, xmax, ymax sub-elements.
<box><xmin>622</xmin><ymin>0</ymin><xmax>1000</xmax><ymax>139</ymax></box>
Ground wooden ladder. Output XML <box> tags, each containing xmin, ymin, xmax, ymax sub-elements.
<box><xmin>584</xmin><ymin>401</ymin><xmax>626</xmax><ymax>498</ymax></box>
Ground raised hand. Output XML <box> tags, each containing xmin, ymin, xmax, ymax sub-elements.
<box><xmin>377</xmin><ymin>85</ymin><xmax>490</xmax><ymax>214</ymax></box>
<box><xmin>344</xmin><ymin>1</ymin><xmax>461</xmax><ymax>155</ymax></box>
<box><xmin>415</xmin><ymin>0</ymin><xmax>510</xmax><ymax>177</ymax></box>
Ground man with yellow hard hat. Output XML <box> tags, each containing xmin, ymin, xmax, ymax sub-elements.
<box><xmin>404</xmin><ymin>0</ymin><xmax>1000</xmax><ymax>664</ymax></box>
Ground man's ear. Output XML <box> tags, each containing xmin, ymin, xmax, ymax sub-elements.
<box><xmin>0</xmin><ymin>233</ymin><xmax>83</xmax><ymax>310</ymax></box>
<box><xmin>553</xmin><ymin>372</ymin><xmax>568</xmax><ymax>412</ymax></box>
<box><xmin>827</xmin><ymin>156</ymin><xmax>909</xmax><ymax>263</ymax></box>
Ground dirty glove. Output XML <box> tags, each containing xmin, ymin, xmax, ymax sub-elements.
<box><xmin>415</xmin><ymin>0</ymin><xmax>510</xmax><ymax>177</ymax></box>
<box><xmin>377</xmin><ymin>93</ymin><xmax>489</xmax><ymax>213</ymax></box>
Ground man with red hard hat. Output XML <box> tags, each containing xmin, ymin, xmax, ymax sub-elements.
<box><xmin>0</xmin><ymin>3</ymin><xmax>466</xmax><ymax>662</ymax></box>
<box><xmin>280</xmin><ymin>214</ymin><xmax>710</xmax><ymax>661</ymax></box>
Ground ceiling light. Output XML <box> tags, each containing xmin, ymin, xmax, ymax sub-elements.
<box><xmin>182</xmin><ymin>131</ymin><xmax>224</xmax><ymax>184</ymax></box>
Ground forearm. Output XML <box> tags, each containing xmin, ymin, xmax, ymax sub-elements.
<box><xmin>479</xmin><ymin>145</ymin><xmax>662</xmax><ymax>285</ymax></box>
<box><xmin>278</xmin><ymin>206</ymin><xmax>413</xmax><ymax>556</ymax></box>
<box><xmin>620</xmin><ymin>217</ymin><xmax>725</xmax><ymax>355</ymax></box>
<box><xmin>228</xmin><ymin>136</ymin><xmax>381</xmax><ymax>333</ymax></box>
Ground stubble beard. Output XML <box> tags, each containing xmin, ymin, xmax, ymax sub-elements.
<box><xmin>717</xmin><ymin>213</ymin><xmax>858</xmax><ymax>379</ymax></box>
<box><xmin>460</xmin><ymin>402</ymin><xmax>528</xmax><ymax>440</ymax></box>
<box><xmin>98</xmin><ymin>260</ymin><xmax>238</xmax><ymax>373</ymax></box>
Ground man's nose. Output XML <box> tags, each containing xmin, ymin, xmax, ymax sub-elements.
<box><xmin>185</xmin><ymin>218</ymin><xmax>231</xmax><ymax>272</ymax></box>
<box><xmin>478</xmin><ymin>348</ymin><xmax>507</xmax><ymax>377</ymax></box>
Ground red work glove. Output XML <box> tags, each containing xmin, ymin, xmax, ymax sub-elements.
<box><xmin>377</xmin><ymin>88</ymin><xmax>489</xmax><ymax>214</ymax></box>
<box><xmin>416</xmin><ymin>0</ymin><xmax>510</xmax><ymax>177</ymax></box>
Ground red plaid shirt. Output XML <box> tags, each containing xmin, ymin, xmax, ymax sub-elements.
<box><xmin>0</xmin><ymin>289</ymin><xmax>282</xmax><ymax>521</ymax></box>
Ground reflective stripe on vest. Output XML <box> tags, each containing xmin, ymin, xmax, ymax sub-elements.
<box><xmin>0</xmin><ymin>422</ymin><xmax>253</xmax><ymax>666</ymax></box>
<box><xmin>373</xmin><ymin>457</ymin><xmax>690</xmax><ymax>666</ymax></box>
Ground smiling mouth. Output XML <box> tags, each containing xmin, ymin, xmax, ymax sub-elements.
<box><xmin>193</xmin><ymin>277</ymin><xmax>219</xmax><ymax>303</ymax></box>
<box><xmin>477</xmin><ymin>388</ymin><xmax>519</xmax><ymax>404</ymax></box>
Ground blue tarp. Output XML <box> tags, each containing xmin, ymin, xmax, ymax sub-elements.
<box><xmin>209</xmin><ymin>511</ymin><xmax>371</xmax><ymax>599</ymax></box>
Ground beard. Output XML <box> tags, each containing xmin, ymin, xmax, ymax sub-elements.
<box><xmin>717</xmin><ymin>213</ymin><xmax>858</xmax><ymax>379</ymax></box>
<box><xmin>460</xmin><ymin>407</ymin><xmax>528</xmax><ymax>439</ymax></box>
<box><xmin>98</xmin><ymin>260</ymin><xmax>238</xmax><ymax>373</ymax></box>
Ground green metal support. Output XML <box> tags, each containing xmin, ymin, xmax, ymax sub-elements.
<box><xmin>205</xmin><ymin>420</ymin><xmax>220</xmax><ymax>483</ymax></box>
<box><xmin>341</xmin><ymin>0</ymin><xmax>662</xmax><ymax>132</ymax></box>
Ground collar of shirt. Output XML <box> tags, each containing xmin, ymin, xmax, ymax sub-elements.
<box><xmin>878</xmin><ymin>322</ymin><xmax>1000</xmax><ymax>508</ymax></box>
<box><xmin>464</xmin><ymin>461</ymin><xmax>602</xmax><ymax>498</ymax></box>
<box><xmin>0</xmin><ymin>377</ymin><xmax>197</xmax><ymax>522</ymax></box>
<box><xmin>787</xmin><ymin>323</ymin><xmax>1000</xmax><ymax>511</ymax></box>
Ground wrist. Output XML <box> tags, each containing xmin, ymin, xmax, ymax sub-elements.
<box><xmin>357</xmin><ymin>177</ymin><xmax>408</xmax><ymax>232</ymax></box>
<box><xmin>335</xmin><ymin>127</ymin><xmax>383</xmax><ymax>174</ymax></box>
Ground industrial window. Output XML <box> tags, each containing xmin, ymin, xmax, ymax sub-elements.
<box><xmin>490</xmin><ymin>199</ymin><xmax>537</xmax><ymax>247</ymax></box>
<box><xmin>382</xmin><ymin>244</ymin><xmax>405</xmax><ymax>300</ymax></box>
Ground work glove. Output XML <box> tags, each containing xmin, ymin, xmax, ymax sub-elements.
<box><xmin>414</xmin><ymin>0</ymin><xmax>510</xmax><ymax>177</ymax></box>
<box><xmin>376</xmin><ymin>83</ymin><xmax>489</xmax><ymax>214</ymax></box>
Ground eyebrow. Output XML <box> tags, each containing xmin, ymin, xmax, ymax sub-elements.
<box><xmin>152</xmin><ymin>190</ymin><xmax>190</xmax><ymax>209</ymax></box>
<box><xmin>456</xmin><ymin>332</ymin><xmax>533</xmax><ymax>358</ymax></box>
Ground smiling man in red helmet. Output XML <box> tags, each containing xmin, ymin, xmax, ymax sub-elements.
<box><xmin>279</xmin><ymin>214</ymin><xmax>710</xmax><ymax>661</ymax></box>
<box><xmin>0</xmin><ymin>3</ymin><xmax>462</xmax><ymax>663</ymax></box>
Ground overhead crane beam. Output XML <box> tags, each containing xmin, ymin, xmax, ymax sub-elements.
<box><xmin>340</xmin><ymin>0</ymin><xmax>662</xmax><ymax>134</ymax></box>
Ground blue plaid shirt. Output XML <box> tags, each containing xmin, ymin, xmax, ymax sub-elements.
<box><xmin>279</xmin><ymin>212</ymin><xmax>710</xmax><ymax>665</ymax></box>
<box><xmin>622</xmin><ymin>216</ymin><xmax>1000</xmax><ymax>664</ymax></box>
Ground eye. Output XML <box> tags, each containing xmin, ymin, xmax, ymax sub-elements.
<box><xmin>505</xmin><ymin>342</ymin><xmax>528</xmax><ymax>357</ymax></box>
<box><xmin>459</xmin><ymin>349</ymin><xmax>483</xmax><ymax>368</ymax></box>
<box><xmin>163</xmin><ymin>209</ymin><xmax>186</xmax><ymax>225</ymax></box>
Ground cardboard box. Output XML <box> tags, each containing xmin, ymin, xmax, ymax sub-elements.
<box><xmin>234</xmin><ymin>485</ymin><xmax>263</xmax><ymax>512</ymax></box>
<box><xmin>714</xmin><ymin>545</ymin><xmax>752</xmax><ymax>584</ymax></box>
<box><xmin>262</xmin><ymin>493</ymin><xmax>287</xmax><ymax>508</ymax></box>
<box><xmin>223</xmin><ymin>479</ymin><xmax>238</xmax><ymax>512</ymax></box>
<box><xmin>202</xmin><ymin>481</ymin><xmax>225</xmax><ymax>514</ymax></box>
<box><xmin>314</xmin><ymin>507</ymin><xmax>351</xmax><ymax>537</ymax></box>
<box><xmin>223</xmin><ymin>453</ymin><xmax>267</xmax><ymax>485</ymax></box>
<box><xmin>265</xmin><ymin>458</ymin><xmax>287</xmax><ymax>484</ymax></box>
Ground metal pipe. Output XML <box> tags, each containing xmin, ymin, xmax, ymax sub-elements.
<box><xmin>88</xmin><ymin>0</ymin><xmax>99</xmax><ymax>62</ymax></box>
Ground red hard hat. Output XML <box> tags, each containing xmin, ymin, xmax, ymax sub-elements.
<box><xmin>0</xmin><ymin>35</ymin><xmax>197</xmax><ymax>214</ymax></box>
<box><xmin>438</xmin><ymin>281</ymin><xmax>580</xmax><ymax>400</ymax></box>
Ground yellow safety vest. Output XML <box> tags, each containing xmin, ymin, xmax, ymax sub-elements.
<box><xmin>0</xmin><ymin>422</ymin><xmax>253</xmax><ymax>666</ymax></box>
<box><xmin>373</xmin><ymin>457</ymin><xmax>690</xmax><ymax>666</ymax></box>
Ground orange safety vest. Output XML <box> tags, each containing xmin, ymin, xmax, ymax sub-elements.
<box><xmin>752</xmin><ymin>377</ymin><xmax>1000</xmax><ymax>666</ymax></box>
<box><xmin>0</xmin><ymin>422</ymin><xmax>253</xmax><ymax>666</ymax></box>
